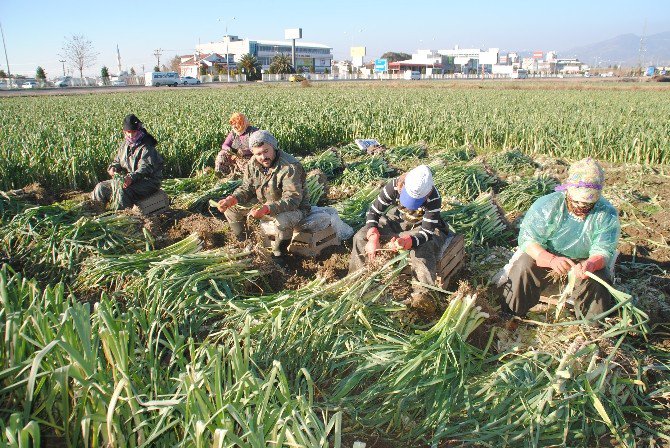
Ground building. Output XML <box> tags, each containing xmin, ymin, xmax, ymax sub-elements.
<box><xmin>437</xmin><ymin>46</ymin><xmax>499</xmax><ymax>74</ymax></box>
<box><xmin>178</xmin><ymin>53</ymin><xmax>230</xmax><ymax>77</ymax></box>
<box><xmin>196</xmin><ymin>35</ymin><xmax>333</xmax><ymax>73</ymax></box>
<box><xmin>388</xmin><ymin>49</ymin><xmax>447</xmax><ymax>74</ymax></box>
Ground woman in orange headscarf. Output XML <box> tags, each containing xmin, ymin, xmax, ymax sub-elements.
<box><xmin>215</xmin><ymin>112</ymin><xmax>259</xmax><ymax>175</ymax></box>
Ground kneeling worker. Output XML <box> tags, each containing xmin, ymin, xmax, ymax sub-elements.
<box><xmin>92</xmin><ymin>114</ymin><xmax>164</xmax><ymax>209</ymax></box>
<box><xmin>349</xmin><ymin>164</ymin><xmax>451</xmax><ymax>312</ymax></box>
<box><xmin>499</xmin><ymin>157</ymin><xmax>621</xmax><ymax>319</ymax></box>
<box><xmin>216</xmin><ymin>130</ymin><xmax>310</xmax><ymax>266</ymax></box>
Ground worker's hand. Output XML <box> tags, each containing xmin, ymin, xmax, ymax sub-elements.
<box><xmin>217</xmin><ymin>195</ymin><xmax>238</xmax><ymax>213</ymax></box>
<box><xmin>248</xmin><ymin>204</ymin><xmax>270</xmax><ymax>219</ymax></box>
<box><xmin>572</xmin><ymin>255</ymin><xmax>606</xmax><ymax>280</ymax></box>
<box><xmin>122</xmin><ymin>175</ymin><xmax>133</xmax><ymax>189</ymax></box>
<box><xmin>549</xmin><ymin>256</ymin><xmax>575</xmax><ymax>276</ymax></box>
<box><xmin>388</xmin><ymin>235</ymin><xmax>412</xmax><ymax>252</ymax></box>
<box><xmin>365</xmin><ymin>228</ymin><xmax>381</xmax><ymax>261</ymax></box>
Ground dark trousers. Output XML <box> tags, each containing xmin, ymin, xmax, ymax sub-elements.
<box><xmin>501</xmin><ymin>252</ymin><xmax>613</xmax><ymax>319</ymax></box>
<box><xmin>91</xmin><ymin>179</ymin><xmax>159</xmax><ymax>210</ymax></box>
<box><xmin>348</xmin><ymin>207</ymin><xmax>447</xmax><ymax>293</ymax></box>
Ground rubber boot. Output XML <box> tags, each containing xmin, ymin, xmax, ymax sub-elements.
<box><xmin>228</xmin><ymin>221</ymin><xmax>247</xmax><ymax>242</ymax></box>
<box><xmin>272</xmin><ymin>240</ymin><xmax>291</xmax><ymax>268</ymax></box>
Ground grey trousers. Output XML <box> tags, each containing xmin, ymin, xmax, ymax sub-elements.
<box><xmin>348</xmin><ymin>208</ymin><xmax>447</xmax><ymax>292</ymax></box>
<box><xmin>223</xmin><ymin>204</ymin><xmax>304</xmax><ymax>252</ymax></box>
<box><xmin>501</xmin><ymin>252</ymin><xmax>613</xmax><ymax>319</ymax></box>
<box><xmin>91</xmin><ymin>179</ymin><xmax>159</xmax><ymax>210</ymax></box>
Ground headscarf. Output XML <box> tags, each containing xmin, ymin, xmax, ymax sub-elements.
<box><xmin>555</xmin><ymin>157</ymin><xmax>605</xmax><ymax>203</ymax></box>
<box><xmin>229</xmin><ymin>113</ymin><xmax>250</xmax><ymax>135</ymax></box>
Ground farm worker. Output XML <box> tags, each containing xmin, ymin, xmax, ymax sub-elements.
<box><xmin>498</xmin><ymin>157</ymin><xmax>621</xmax><ymax>320</ymax></box>
<box><xmin>214</xmin><ymin>112</ymin><xmax>259</xmax><ymax>175</ymax></box>
<box><xmin>348</xmin><ymin>164</ymin><xmax>452</xmax><ymax>314</ymax></box>
<box><xmin>91</xmin><ymin>114</ymin><xmax>164</xmax><ymax>209</ymax></box>
<box><xmin>216</xmin><ymin>130</ymin><xmax>310</xmax><ymax>267</ymax></box>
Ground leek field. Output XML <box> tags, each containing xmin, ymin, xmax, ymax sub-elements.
<box><xmin>0</xmin><ymin>82</ymin><xmax>669</xmax><ymax>447</ymax></box>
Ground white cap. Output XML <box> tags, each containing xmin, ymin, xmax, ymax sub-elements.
<box><xmin>399</xmin><ymin>165</ymin><xmax>433</xmax><ymax>210</ymax></box>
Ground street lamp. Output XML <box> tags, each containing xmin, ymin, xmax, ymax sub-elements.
<box><xmin>218</xmin><ymin>17</ymin><xmax>236</xmax><ymax>82</ymax></box>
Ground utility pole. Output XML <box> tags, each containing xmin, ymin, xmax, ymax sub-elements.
<box><xmin>637</xmin><ymin>19</ymin><xmax>647</xmax><ymax>77</ymax></box>
<box><xmin>0</xmin><ymin>22</ymin><xmax>11</xmax><ymax>86</ymax></box>
<box><xmin>218</xmin><ymin>17</ymin><xmax>236</xmax><ymax>83</ymax></box>
<box><xmin>153</xmin><ymin>48</ymin><xmax>163</xmax><ymax>71</ymax></box>
<box><xmin>117</xmin><ymin>44</ymin><xmax>122</xmax><ymax>74</ymax></box>
<box><xmin>59</xmin><ymin>59</ymin><xmax>66</xmax><ymax>77</ymax></box>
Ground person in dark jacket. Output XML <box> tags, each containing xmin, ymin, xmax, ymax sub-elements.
<box><xmin>214</xmin><ymin>112</ymin><xmax>259</xmax><ymax>175</ymax></box>
<box><xmin>91</xmin><ymin>114</ymin><xmax>164</xmax><ymax>209</ymax></box>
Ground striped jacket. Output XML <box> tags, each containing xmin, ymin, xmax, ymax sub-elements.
<box><xmin>365</xmin><ymin>178</ymin><xmax>446</xmax><ymax>248</ymax></box>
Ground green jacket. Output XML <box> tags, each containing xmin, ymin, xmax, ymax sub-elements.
<box><xmin>232</xmin><ymin>150</ymin><xmax>310</xmax><ymax>215</ymax></box>
<box><xmin>108</xmin><ymin>132</ymin><xmax>164</xmax><ymax>187</ymax></box>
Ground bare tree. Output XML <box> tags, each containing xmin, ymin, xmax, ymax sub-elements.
<box><xmin>60</xmin><ymin>34</ymin><xmax>98</xmax><ymax>80</ymax></box>
<box><xmin>169</xmin><ymin>55</ymin><xmax>181</xmax><ymax>73</ymax></box>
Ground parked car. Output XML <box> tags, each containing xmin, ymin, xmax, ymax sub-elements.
<box><xmin>180</xmin><ymin>76</ymin><xmax>200</xmax><ymax>85</ymax></box>
<box><xmin>54</xmin><ymin>76</ymin><xmax>73</xmax><ymax>87</ymax></box>
<box><xmin>289</xmin><ymin>74</ymin><xmax>306</xmax><ymax>82</ymax></box>
<box><xmin>111</xmin><ymin>79</ymin><xmax>127</xmax><ymax>87</ymax></box>
<box><xmin>22</xmin><ymin>80</ymin><xmax>38</xmax><ymax>89</ymax></box>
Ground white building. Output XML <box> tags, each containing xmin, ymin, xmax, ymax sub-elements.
<box><xmin>437</xmin><ymin>46</ymin><xmax>499</xmax><ymax>73</ymax></box>
<box><xmin>388</xmin><ymin>49</ymin><xmax>449</xmax><ymax>74</ymax></box>
<box><xmin>197</xmin><ymin>35</ymin><xmax>333</xmax><ymax>73</ymax></box>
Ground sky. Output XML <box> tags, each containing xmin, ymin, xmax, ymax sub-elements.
<box><xmin>1</xmin><ymin>0</ymin><xmax>669</xmax><ymax>77</ymax></box>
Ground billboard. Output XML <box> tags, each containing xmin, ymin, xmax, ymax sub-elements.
<box><xmin>374</xmin><ymin>59</ymin><xmax>388</xmax><ymax>73</ymax></box>
<box><xmin>533</xmin><ymin>51</ymin><xmax>543</xmax><ymax>60</ymax></box>
<box><xmin>350</xmin><ymin>46</ymin><xmax>366</xmax><ymax>58</ymax></box>
<box><xmin>284</xmin><ymin>28</ymin><xmax>302</xmax><ymax>40</ymax></box>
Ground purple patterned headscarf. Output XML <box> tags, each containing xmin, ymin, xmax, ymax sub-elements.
<box><xmin>555</xmin><ymin>158</ymin><xmax>605</xmax><ymax>203</ymax></box>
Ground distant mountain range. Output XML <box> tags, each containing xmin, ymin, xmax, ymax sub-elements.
<box><xmin>562</xmin><ymin>31</ymin><xmax>670</xmax><ymax>68</ymax></box>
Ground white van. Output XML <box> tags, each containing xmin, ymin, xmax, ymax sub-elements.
<box><xmin>404</xmin><ymin>70</ymin><xmax>421</xmax><ymax>80</ymax></box>
<box><xmin>145</xmin><ymin>72</ymin><xmax>180</xmax><ymax>87</ymax></box>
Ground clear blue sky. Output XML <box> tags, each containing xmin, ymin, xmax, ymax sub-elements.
<box><xmin>1</xmin><ymin>0</ymin><xmax>668</xmax><ymax>77</ymax></box>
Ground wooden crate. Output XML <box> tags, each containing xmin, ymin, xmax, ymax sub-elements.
<box><xmin>436</xmin><ymin>234</ymin><xmax>465</xmax><ymax>289</ymax></box>
<box><xmin>133</xmin><ymin>189</ymin><xmax>170</xmax><ymax>215</ymax></box>
<box><xmin>262</xmin><ymin>225</ymin><xmax>339</xmax><ymax>258</ymax></box>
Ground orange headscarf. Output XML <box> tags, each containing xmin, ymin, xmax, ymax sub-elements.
<box><xmin>229</xmin><ymin>113</ymin><xmax>250</xmax><ymax>135</ymax></box>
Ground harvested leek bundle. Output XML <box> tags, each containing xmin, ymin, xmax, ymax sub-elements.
<box><xmin>306</xmin><ymin>172</ymin><xmax>325</xmax><ymax>205</ymax></box>
<box><xmin>302</xmin><ymin>148</ymin><xmax>343</xmax><ymax>178</ymax></box>
<box><xmin>339</xmin><ymin>156</ymin><xmax>394</xmax><ymax>187</ymax></box>
<box><xmin>334</xmin><ymin>185</ymin><xmax>379</xmax><ymax>230</ymax></box>
<box><xmin>77</xmin><ymin>233</ymin><xmax>203</xmax><ymax>290</ymax></box>
<box><xmin>173</xmin><ymin>179</ymin><xmax>241</xmax><ymax>212</ymax></box>
<box><xmin>162</xmin><ymin>171</ymin><xmax>220</xmax><ymax>195</ymax></box>
<box><xmin>431</xmin><ymin>161</ymin><xmax>497</xmax><ymax>202</ymax></box>
<box><xmin>497</xmin><ymin>175</ymin><xmax>558</xmax><ymax>212</ymax></box>
<box><xmin>384</xmin><ymin>143</ymin><xmax>427</xmax><ymax>164</ymax></box>
<box><xmin>332</xmin><ymin>294</ymin><xmax>489</xmax><ymax>441</ymax></box>
<box><xmin>435</xmin><ymin>145</ymin><xmax>477</xmax><ymax>163</ymax></box>
<box><xmin>1</xmin><ymin>203</ymin><xmax>147</xmax><ymax>282</ymax></box>
<box><xmin>441</xmin><ymin>193</ymin><xmax>512</xmax><ymax>247</ymax></box>
<box><xmin>108</xmin><ymin>173</ymin><xmax>125</xmax><ymax>211</ymax></box>
<box><xmin>488</xmin><ymin>148</ymin><xmax>536</xmax><ymax>176</ymax></box>
<box><xmin>0</xmin><ymin>191</ymin><xmax>29</xmax><ymax>222</ymax></box>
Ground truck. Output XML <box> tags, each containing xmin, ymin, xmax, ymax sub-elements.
<box><xmin>645</xmin><ymin>66</ymin><xmax>656</xmax><ymax>77</ymax></box>
<box><xmin>145</xmin><ymin>71</ymin><xmax>179</xmax><ymax>87</ymax></box>
<box><xmin>403</xmin><ymin>70</ymin><xmax>421</xmax><ymax>80</ymax></box>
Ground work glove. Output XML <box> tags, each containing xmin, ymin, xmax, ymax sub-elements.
<box><xmin>536</xmin><ymin>250</ymin><xmax>575</xmax><ymax>276</ymax></box>
<box><xmin>249</xmin><ymin>204</ymin><xmax>271</xmax><ymax>219</ymax></box>
<box><xmin>217</xmin><ymin>195</ymin><xmax>238</xmax><ymax>213</ymax></box>
<box><xmin>122</xmin><ymin>175</ymin><xmax>133</xmax><ymax>189</ymax></box>
<box><xmin>388</xmin><ymin>235</ymin><xmax>412</xmax><ymax>251</ymax></box>
<box><xmin>364</xmin><ymin>227</ymin><xmax>381</xmax><ymax>261</ymax></box>
<box><xmin>572</xmin><ymin>255</ymin><xmax>606</xmax><ymax>280</ymax></box>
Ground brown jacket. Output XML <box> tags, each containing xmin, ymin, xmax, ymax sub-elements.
<box><xmin>232</xmin><ymin>150</ymin><xmax>310</xmax><ymax>215</ymax></box>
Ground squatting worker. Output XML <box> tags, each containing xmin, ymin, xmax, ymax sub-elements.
<box><xmin>216</xmin><ymin>130</ymin><xmax>310</xmax><ymax>266</ymax></box>
<box><xmin>91</xmin><ymin>114</ymin><xmax>164</xmax><ymax>209</ymax></box>
<box><xmin>214</xmin><ymin>112</ymin><xmax>259</xmax><ymax>175</ymax></box>
<box><xmin>499</xmin><ymin>157</ymin><xmax>621</xmax><ymax>319</ymax></box>
<box><xmin>348</xmin><ymin>164</ymin><xmax>450</xmax><ymax>312</ymax></box>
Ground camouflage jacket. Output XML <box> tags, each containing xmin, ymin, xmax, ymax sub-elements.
<box><xmin>232</xmin><ymin>150</ymin><xmax>310</xmax><ymax>215</ymax></box>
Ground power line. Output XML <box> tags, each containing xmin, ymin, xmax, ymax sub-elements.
<box><xmin>153</xmin><ymin>48</ymin><xmax>163</xmax><ymax>69</ymax></box>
